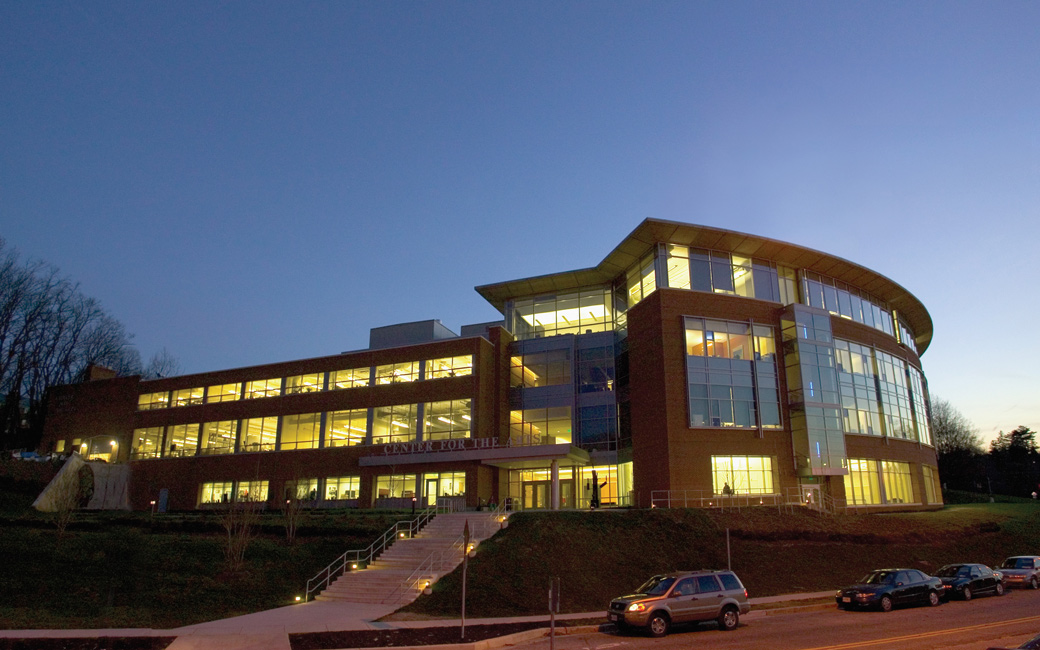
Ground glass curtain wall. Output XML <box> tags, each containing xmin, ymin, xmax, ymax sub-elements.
<box><xmin>510</xmin><ymin>288</ymin><xmax>615</xmax><ymax>339</ymax></box>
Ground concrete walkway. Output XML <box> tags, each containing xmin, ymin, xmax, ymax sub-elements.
<box><xmin>0</xmin><ymin>591</ymin><xmax>837</xmax><ymax>650</ymax></box>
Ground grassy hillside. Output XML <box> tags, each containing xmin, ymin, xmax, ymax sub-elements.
<box><xmin>401</xmin><ymin>503</ymin><xmax>1040</xmax><ymax>617</ymax></box>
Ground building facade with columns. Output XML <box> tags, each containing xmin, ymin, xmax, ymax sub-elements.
<box><xmin>40</xmin><ymin>219</ymin><xmax>940</xmax><ymax>512</ymax></box>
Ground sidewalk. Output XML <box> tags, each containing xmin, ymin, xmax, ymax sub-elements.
<box><xmin>0</xmin><ymin>591</ymin><xmax>837</xmax><ymax>650</ymax></box>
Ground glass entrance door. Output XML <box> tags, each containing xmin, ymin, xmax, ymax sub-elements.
<box><xmin>523</xmin><ymin>482</ymin><xmax>549</xmax><ymax>509</ymax></box>
<box><xmin>425</xmin><ymin>479</ymin><xmax>438</xmax><ymax>507</ymax></box>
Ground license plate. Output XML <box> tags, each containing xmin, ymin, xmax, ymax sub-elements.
<box><xmin>842</xmin><ymin>597</ymin><xmax>851</xmax><ymax>603</ymax></box>
<box><xmin>609</xmin><ymin>613</ymin><xmax>618</xmax><ymax>622</ymax></box>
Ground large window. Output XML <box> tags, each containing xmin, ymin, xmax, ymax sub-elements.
<box><xmin>372</xmin><ymin>404</ymin><xmax>418</xmax><ymax>444</ymax></box>
<box><xmin>375</xmin><ymin>361</ymin><xmax>420</xmax><ymax>385</ymax></box>
<box><xmin>375</xmin><ymin>474</ymin><xmax>416</xmax><ymax>499</ymax></box>
<box><xmin>685</xmin><ymin>318</ymin><xmax>781</xmax><ymax>428</ymax></box>
<box><xmin>423</xmin><ymin>400</ymin><xmax>471</xmax><ymax>440</ymax></box>
<box><xmin>577</xmin><ymin>345</ymin><xmax>615</xmax><ymax>393</ymax></box>
<box><xmin>668</xmin><ymin>246</ymin><xmax>796</xmax><ymax>304</ymax></box>
<box><xmin>881</xmin><ymin>460</ymin><xmax>914</xmax><ymax>504</ymax></box>
<box><xmin>284</xmin><ymin>478</ymin><xmax>320</xmax><ymax>501</ymax></box>
<box><xmin>509</xmin><ymin>407</ymin><xmax>572</xmax><ymax>445</ymax></box>
<box><xmin>711</xmin><ymin>456</ymin><xmax>776</xmax><ymax>495</ymax></box>
<box><xmin>922</xmin><ymin>465</ymin><xmax>941</xmax><ymax>504</ymax></box>
<box><xmin>510</xmin><ymin>288</ymin><xmax>614</xmax><ymax>339</ymax></box>
<box><xmin>330</xmin><ymin>368</ymin><xmax>370</xmax><ymax>389</ymax></box>
<box><xmin>200</xmin><ymin>481</ymin><xmax>234</xmax><ymax>505</ymax></box>
<box><xmin>626</xmin><ymin>253</ymin><xmax>657</xmax><ymax>308</ymax></box>
<box><xmin>237</xmin><ymin>480</ymin><xmax>269</xmax><ymax>502</ymax></box>
<box><xmin>206</xmin><ymin>383</ymin><xmax>240</xmax><ymax>403</ymax></box>
<box><xmin>280</xmin><ymin>412</ymin><xmax>321</xmax><ymax>450</ymax></box>
<box><xmin>326</xmin><ymin>476</ymin><xmax>360</xmax><ymax>500</ymax></box>
<box><xmin>200</xmin><ymin>420</ymin><xmax>237</xmax><ymax>455</ymax></box>
<box><xmin>326</xmin><ymin>409</ymin><xmax>368</xmax><ymax>447</ymax></box>
<box><xmin>165</xmin><ymin>424</ymin><xmax>198</xmax><ymax>457</ymax></box>
<box><xmin>132</xmin><ymin>427</ymin><xmax>164</xmax><ymax>459</ymax></box>
<box><xmin>423</xmin><ymin>471</ymin><xmax>466</xmax><ymax>506</ymax></box>
<box><xmin>241</xmin><ymin>417</ymin><xmax>277</xmax><ymax>452</ymax></box>
<box><xmin>426</xmin><ymin>355</ymin><xmax>473</xmax><ymax>379</ymax></box>
<box><xmin>245</xmin><ymin>378</ymin><xmax>282</xmax><ymax>399</ymax></box>
<box><xmin>834</xmin><ymin>339</ymin><xmax>882</xmax><ymax>436</ymax></box>
<box><xmin>908</xmin><ymin>366</ymin><xmax>931</xmax><ymax>446</ymax></box>
<box><xmin>510</xmin><ymin>349</ymin><xmax>571</xmax><ymax>388</ymax></box>
<box><xmin>876</xmin><ymin>350</ymin><xmax>914</xmax><ymax>440</ymax></box>
<box><xmin>172</xmin><ymin>387</ymin><xmax>204</xmax><ymax>407</ymax></box>
<box><xmin>138</xmin><ymin>391</ymin><xmax>169</xmax><ymax>411</ymax></box>
<box><xmin>578</xmin><ymin>404</ymin><xmax>617</xmax><ymax>450</ymax></box>
<box><xmin>844</xmin><ymin>458</ymin><xmax>881</xmax><ymax>505</ymax></box>
<box><xmin>803</xmin><ymin>271</ymin><xmax>894</xmax><ymax>337</ymax></box>
<box><xmin>285</xmin><ymin>373</ymin><xmax>323</xmax><ymax>395</ymax></box>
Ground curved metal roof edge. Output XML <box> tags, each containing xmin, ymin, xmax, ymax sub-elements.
<box><xmin>475</xmin><ymin>218</ymin><xmax>933</xmax><ymax>355</ymax></box>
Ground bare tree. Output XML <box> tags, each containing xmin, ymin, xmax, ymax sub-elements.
<box><xmin>143</xmin><ymin>347</ymin><xmax>181</xmax><ymax>379</ymax></box>
<box><xmin>282</xmin><ymin>466</ymin><xmax>312</xmax><ymax>547</ymax></box>
<box><xmin>930</xmin><ymin>396</ymin><xmax>986</xmax><ymax>492</ymax></box>
<box><xmin>220</xmin><ymin>493</ymin><xmax>261</xmax><ymax>573</ymax></box>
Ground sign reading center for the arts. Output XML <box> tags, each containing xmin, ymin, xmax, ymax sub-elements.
<box><xmin>382</xmin><ymin>437</ymin><xmax>503</xmax><ymax>456</ymax></box>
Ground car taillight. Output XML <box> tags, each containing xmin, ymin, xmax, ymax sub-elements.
<box><xmin>744</xmin><ymin>589</ymin><xmax>748</xmax><ymax>598</ymax></box>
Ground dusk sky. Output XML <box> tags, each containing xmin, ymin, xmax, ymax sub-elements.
<box><xmin>2</xmin><ymin>2</ymin><xmax>1037</xmax><ymax>443</ymax></box>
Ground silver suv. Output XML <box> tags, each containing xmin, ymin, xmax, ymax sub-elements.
<box><xmin>607</xmin><ymin>570</ymin><xmax>750</xmax><ymax>637</ymax></box>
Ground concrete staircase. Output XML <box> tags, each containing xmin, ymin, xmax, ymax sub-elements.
<box><xmin>315</xmin><ymin>511</ymin><xmax>504</xmax><ymax>606</ymax></box>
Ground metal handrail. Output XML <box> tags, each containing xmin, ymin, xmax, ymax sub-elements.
<box><xmin>384</xmin><ymin>502</ymin><xmax>511</xmax><ymax>604</ymax></box>
<box><xmin>304</xmin><ymin>506</ymin><xmax>436</xmax><ymax>601</ymax></box>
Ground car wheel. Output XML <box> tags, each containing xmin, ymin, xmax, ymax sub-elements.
<box><xmin>996</xmin><ymin>582</ymin><xmax>1005</xmax><ymax>596</ymax></box>
<box><xmin>928</xmin><ymin>591</ymin><xmax>941</xmax><ymax>607</ymax></box>
<box><xmin>962</xmin><ymin>586</ymin><xmax>972</xmax><ymax>601</ymax></box>
<box><xmin>718</xmin><ymin>606</ymin><xmax>739</xmax><ymax>632</ymax></box>
<box><xmin>880</xmin><ymin>595</ymin><xmax>893</xmax><ymax>612</ymax></box>
<box><xmin>647</xmin><ymin>613</ymin><xmax>669</xmax><ymax>638</ymax></box>
<box><xmin>1031</xmin><ymin>576</ymin><xmax>1039</xmax><ymax>590</ymax></box>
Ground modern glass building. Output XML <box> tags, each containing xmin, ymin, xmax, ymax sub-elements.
<box><xmin>40</xmin><ymin>219</ymin><xmax>939</xmax><ymax>512</ymax></box>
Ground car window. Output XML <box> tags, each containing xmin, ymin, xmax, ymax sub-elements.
<box><xmin>718</xmin><ymin>573</ymin><xmax>743</xmax><ymax>591</ymax></box>
<box><xmin>935</xmin><ymin>565</ymin><xmax>960</xmax><ymax>577</ymax></box>
<box><xmin>637</xmin><ymin>576</ymin><xmax>675</xmax><ymax>596</ymax></box>
<box><xmin>696</xmin><ymin>575</ymin><xmax>721</xmax><ymax>593</ymax></box>
<box><xmin>896</xmin><ymin>571</ymin><xmax>911</xmax><ymax>584</ymax></box>
<box><xmin>864</xmin><ymin>571</ymin><xmax>895</xmax><ymax>584</ymax></box>
<box><xmin>672</xmin><ymin>578</ymin><xmax>696</xmax><ymax>596</ymax></box>
<box><xmin>970</xmin><ymin>567</ymin><xmax>981</xmax><ymax>577</ymax></box>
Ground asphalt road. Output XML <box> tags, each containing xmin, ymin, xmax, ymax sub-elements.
<box><xmin>522</xmin><ymin>589</ymin><xmax>1040</xmax><ymax>650</ymax></box>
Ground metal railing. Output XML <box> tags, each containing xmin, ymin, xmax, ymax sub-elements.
<box><xmin>304</xmin><ymin>506</ymin><xmax>437</xmax><ymax>601</ymax></box>
<box><xmin>649</xmin><ymin>488</ymin><xmax>853</xmax><ymax>515</ymax></box>
<box><xmin>385</xmin><ymin>502</ymin><xmax>511</xmax><ymax>604</ymax></box>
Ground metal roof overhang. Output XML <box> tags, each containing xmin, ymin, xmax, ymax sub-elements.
<box><xmin>359</xmin><ymin>443</ymin><xmax>590</xmax><ymax>469</ymax></box>
<box><xmin>475</xmin><ymin>218</ymin><xmax>933</xmax><ymax>354</ymax></box>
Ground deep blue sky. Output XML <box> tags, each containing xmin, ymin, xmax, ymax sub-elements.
<box><xmin>2</xmin><ymin>2</ymin><xmax>1038</xmax><ymax>442</ymax></box>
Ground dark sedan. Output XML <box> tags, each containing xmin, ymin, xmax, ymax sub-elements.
<box><xmin>836</xmin><ymin>568</ymin><xmax>943</xmax><ymax>612</ymax></box>
<box><xmin>935</xmin><ymin>563</ymin><xmax>1005</xmax><ymax>600</ymax></box>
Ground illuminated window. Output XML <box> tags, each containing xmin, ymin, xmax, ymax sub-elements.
<box><xmin>876</xmin><ymin>350</ymin><xmax>914</xmax><ymax>440</ymax></box>
<box><xmin>165</xmin><ymin>424</ymin><xmax>198</xmax><ymax>457</ymax></box>
<box><xmin>330</xmin><ymin>368</ymin><xmax>370</xmax><ymax>389</ymax></box>
<box><xmin>908</xmin><ymin>366</ymin><xmax>931</xmax><ymax>446</ymax></box>
<box><xmin>509</xmin><ymin>407</ymin><xmax>572</xmax><ymax>445</ymax></box>
<box><xmin>665</xmin><ymin>245</ymin><xmax>691</xmax><ymax>290</ymax></box>
<box><xmin>199</xmin><ymin>420</ymin><xmax>237</xmax><ymax>455</ymax></box>
<box><xmin>626</xmin><ymin>253</ymin><xmax>657</xmax><ymax>308</ymax></box>
<box><xmin>844</xmin><ymin>458</ymin><xmax>882</xmax><ymax>505</ymax></box>
<box><xmin>579</xmin><ymin>465</ymin><xmax>620</xmax><ymax>506</ymax></box>
<box><xmin>922</xmin><ymin>465</ymin><xmax>941</xmax><ymax>504</ymax></box>
<box><xmin>426</xmin><ymin>355</ymin><xmax>473</xmax><ymax>379</ymax></box>
<box><xmin>711</xmin><ymin>456</ymin><xmax>775</xmax><ymax>495</ymax></box>
<box><xmin>423</xmin><ymin>400</ymin><xmax>471</xmax><ymax>440</ymax></box>
<box><xmin>326</xmin><ymin>409</ymin><xmax>367</xmax><ymax>447</ymax></box>
<box><xmin>245</xmin><ymin>378</ymin><xmax>282</xmax><ymax>399</ymax></box>
<box><xmin>199</xmin><ymin>481</ymin><xmax>234</xmax><ymax>505</ymax></box>
<box><xmin>241</xmin><ymin>417</ymin><xmax>277</xmax><ymax>452</ymax></box>
<box><xmin>375</xmin><ymin>361</ymin><xmax>420</xmax><ymax>385</ymax></box>
<box><xmin>284</xmin><ymin>478</ymin><xmax>319</xmax><ymax>501</ymax></box>
<box><xmin>422</xmin><ymin>471</ymin><xmax>466</xmax><ymax>506</ymax></box>
<box><xmin>132</xmin><ymin>427</ymin><xmax>164</xmax><ymax>459</ymax></box>
<box><xmin>326</xmin><ymin>476</ymin><xmax>360</xmax><ymax>500</ymax></box>
<box><xmin>280</xmin><ymin>412</ymin><xmax>321</xmax><ymax>450</ymax></box>
<box><xmin>172</xmin><ymin>387</ymin><xmax>205</xmax><ymax>407</ymax></box>
<box><xmin>510</xmin><ymin>349</ymin><xmax>571</xmax><ymax>388</ymax></box>
<box><xmin>375</xmin><ymin>474</ymin><xmax>416</xmax><ymax>499</ymax></box>
<box><xmin>803</xmin><ymin>271</ymin><xmax>894</xmax><ymax>337</ymax></box>
<box><xmin>510</xmin><ymin>289</ymin><xmax>614</xmax><ymax>339</ymax></box>
<box><xmin>237</xmin><ymin>480</ymin><xmax>269</xmax><ymax>502</ymax></box>
<box><xmin>206</xmin><ymin>383</ymin><xmax>241</xmax><ymax>403</ymax></box>
<box><xmin>286</xmin><ymin>373</ymin><xmax>323</xmax><ymax>395</ymax></box>
<box><xmin>55</xmin><ymin>440</ymin><xmax>66</xmax><ymax>453</ymax></box>
<box><xmin>372</xmin><ymin>404</ymin><xmax>418</xmax><ymax>444</ymax></box>
<box><xmin>138</xmin><ymin>391</ymin><xmax>169</xmax><ymax>410</ymax></box>
<box><xmin>834</xmin><ymin>339</ymin><xmax>882</xmax><ymax>436</ymax></box>
<box><xmin>881</xmin><ymin>460</ymin><xmax>914</xmax><ymax>504</ymax></box>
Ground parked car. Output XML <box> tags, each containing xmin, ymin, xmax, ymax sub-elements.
<box><xmin>987</xmin><ymin>631</ymin><xmax>1040</xmax><ymax>649</ymax></box>
<box><xmin>935</xmin><ymin>563</ymin><xmax>1006</xmax><ymax>600</ymax></box>
<box><xmin>999</xmin><ymin>556</ymin><xmax>1040</xmax><ymax>590</ymax></box>
<box><xmin>835</xmin><ymin>568</ymin><xmax>943</xmax><ymax>612</ymax></box>
<box><xmin>607</xmin><ymin>570</ymin><xmax>750</xmax><ymax>637</ymax></box>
